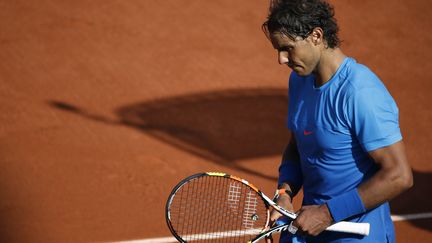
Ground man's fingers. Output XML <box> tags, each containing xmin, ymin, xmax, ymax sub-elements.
<box><xmin>270</xmin><ymin>211</ymin><xmax>282</xmax><ymax>221</ymax></box>
<box><xmin>270</xmin><ymin>210</ymin><xmax>283</xmax><ymax>222</ymax></box>
<box><xmin>289</xmin><ymin>205</ymin><xmax>332</xmax><ymax>236</ymax></box>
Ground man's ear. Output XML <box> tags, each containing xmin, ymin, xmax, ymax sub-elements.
<box><xmin>310</xmin><ymin>27</ymin><xmax>324</xmax><ymax>46</ymax></box>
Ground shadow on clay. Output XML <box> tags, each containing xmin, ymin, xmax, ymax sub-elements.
<box><xmin>47</xmin><ymin>88</ymin><xmax>432</xmax><ymax>232</ymax></box>
<box><xmin>48</xmin><ymin>88</ymin><xmax>291</xmax><ymax>181</ymax></box>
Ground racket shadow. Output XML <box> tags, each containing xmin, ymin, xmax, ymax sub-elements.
<box><xmin>115</xmin><ymin>88</ymin><xmax>290</xmax><ymax>181</ymax></box>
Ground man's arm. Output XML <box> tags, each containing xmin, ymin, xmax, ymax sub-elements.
<box><xmin>294</xmin><ymin>140</ymin><xmax>413</xmax><ymax>236</ymax></box>
<box><xmin>269</xmin><ymin>132</ymin><xmax>301</xmax><ymax>221</ymax></box>
<box><xmin>266</xmin><ymin>132</ymin><xmax>301</xmax><ymax>243</ymax></box>
<box><xmin>358</xmin><ymin>140</ymin><xmax>413</xmax><ymax>208</ymax></box>
<box><xmin>279</xmin><ymin>132</ymin><xmax>301</xmax><ymax>194</ymax></box>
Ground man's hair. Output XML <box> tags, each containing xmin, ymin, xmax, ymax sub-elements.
<box><xmin>262</xmin><ymin>0</ymin><xmax>340</xmax><ymax>48</ymax></box>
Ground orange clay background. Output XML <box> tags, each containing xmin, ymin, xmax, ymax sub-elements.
<box><xmin>0</xmin><ymin>0</ymin><xmax>431</xmax><ymax>242</ymax></box>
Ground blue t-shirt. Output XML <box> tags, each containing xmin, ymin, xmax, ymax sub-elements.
<box><xmin>281</xmin><ymin>57</ymin><xmax>401</xmax><ymax>242</ymax></box>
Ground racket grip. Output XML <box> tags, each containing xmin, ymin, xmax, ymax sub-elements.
<box><xmin>326</xmin><ymin>221</ymin><xmax>370</xmax><ymax>236</ymax></box>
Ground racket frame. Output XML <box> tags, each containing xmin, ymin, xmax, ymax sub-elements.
<box><xmin>166</xmin><ymin>172</ymin><xmax>370</xmax><ymax>243</ymax></box>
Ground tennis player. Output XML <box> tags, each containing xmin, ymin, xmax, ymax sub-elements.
<box><xmin>262</xmin><ymin>0</ymin><xmax>413</xmax><ymax>242</ymax></box>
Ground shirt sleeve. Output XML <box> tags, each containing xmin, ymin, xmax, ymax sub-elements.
<box><xmin>345</xmin><ymin>87</ymin><xmax>402</xmax><ymax>152</ymax></box>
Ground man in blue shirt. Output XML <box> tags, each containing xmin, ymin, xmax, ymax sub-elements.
<box><xmin>262</xmin><ymin>0</ymin><xmax>413</xmax><ymax>242</ymax></box>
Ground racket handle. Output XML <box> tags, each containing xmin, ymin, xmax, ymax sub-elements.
<box><xmin>326</xmin><ymin>221</ymin><xmax>370</xmax><ymax>236</ymax></box>
<box><xmin>276</xmin><ymin>216</ymin><xmax>369</xmax><ymax>236</ymax></box>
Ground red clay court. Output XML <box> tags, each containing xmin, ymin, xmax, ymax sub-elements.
<box><xmin>1</xmin><ymin>0</ymin><xmax>431</xmax><ymax>242</ymax></box>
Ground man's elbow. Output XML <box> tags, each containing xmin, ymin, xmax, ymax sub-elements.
<box><xmin>403</xmin><ymin>170</ymin><xmax>414</xmax><ymax>190</ymax></box>
<box><xmin>397</xmin><ymin>167</ymin><xmax>414</xmax><ymax>192</ymax></box>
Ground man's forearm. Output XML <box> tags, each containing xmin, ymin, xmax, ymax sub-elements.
<box><xmin>327</xmin><ymin>141</ymin><xmax>413</xmax><ymax>222</ymax></box>
<box><xmin>278</xmin><ymin>136</ymin><xmax>302</xmax><ymax>195</ymax></box>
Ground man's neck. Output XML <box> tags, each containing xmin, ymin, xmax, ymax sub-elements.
<box><xmin>313</xmin><ymin>48</ymin><xmax>346</xmax><ymax>87</ymax></box>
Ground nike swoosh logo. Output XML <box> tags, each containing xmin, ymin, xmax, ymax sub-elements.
<box><xmin>303</xmin><ymin>130</ymin><xmax>313</xmax><ymax>136</ymax></box>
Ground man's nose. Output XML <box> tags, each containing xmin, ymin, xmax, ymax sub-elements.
<box><xmin>278</xmin><ymin>51</ymin><xmax>289</xmax><ymax>65</ymax></box>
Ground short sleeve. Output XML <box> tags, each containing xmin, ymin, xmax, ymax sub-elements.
<box><xmin>345</xmin><ymin>88</ymin><xmax>402</xmax><ymax>152</ymax></box>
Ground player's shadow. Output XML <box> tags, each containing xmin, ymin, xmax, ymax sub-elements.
<box><xmin>48</xmin><ymin>89</ymin><xmax>432</xmax><ymax>232</ymax></box>
<box><xmin>390</xmin><ymin>170</ymin><xmax>432</xmax><ymax>231</ymax></box>
<box><xmin>48</xmin><ymin>88</ymin><xmax>291</xmax><ymax>181</ymax></box>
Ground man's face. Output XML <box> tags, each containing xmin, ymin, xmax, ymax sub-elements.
<box><xmin>270</xmin><ymin>32</ymin><xmax>321</xmax><ymax>76</ymax></box>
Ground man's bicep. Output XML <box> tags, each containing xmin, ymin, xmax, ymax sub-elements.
<box><xmin>367</xmin><ymin>140</ymin><xmax>409</xmax><ymax>169</ymax></box>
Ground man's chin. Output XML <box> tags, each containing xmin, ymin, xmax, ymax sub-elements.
<box><xmin>292</xmin><ymin>69</ymin><xmax>310</xmax><ymax>76</ymax></box>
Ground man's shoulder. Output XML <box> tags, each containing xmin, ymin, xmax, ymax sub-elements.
<box><xmin>343</xmin><ymin>59</ymin><xmax>384</xmax><ymax>91</ymax></box>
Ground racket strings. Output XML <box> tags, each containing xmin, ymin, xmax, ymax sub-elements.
<box><xmin>168</xmin><ymin>175</ymin><xmax>268</xmax><ymax>242</ymax></box>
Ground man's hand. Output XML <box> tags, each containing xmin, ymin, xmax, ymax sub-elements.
<box><xmin>265</xmin><ymin>194</ymin><xmax>294</xmax><ymax>243</ymax></box>
<box><xmin>292</xmin><ymin>204</ymin><xmax>333</xmax><ymax>236</ymax></box>
<box><xmin>270</xmin><ymin>193</ymin><xmax>294</xmax><ymax>222</ymax></box>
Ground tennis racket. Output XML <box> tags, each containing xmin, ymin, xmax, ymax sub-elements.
<box><xmin>166</xmin><ymin>172</ymin><xmax>370</xmax><ymax>243</ymax></box>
